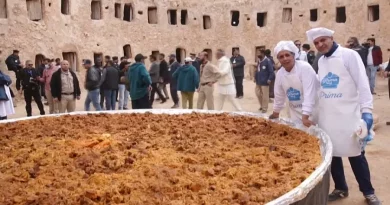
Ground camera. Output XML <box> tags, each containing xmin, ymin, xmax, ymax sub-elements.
<box><xmin>29</xmin><ymin>77</ymin><xmax>39</xmax><ymax>86</ymax></box>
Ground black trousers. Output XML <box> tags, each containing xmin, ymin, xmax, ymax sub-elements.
<box><xmin>331</xmin><ymin>151</ymin><xmax>375</xmax><ymax>196</ymax></box>
<box><xmin>150</xmin><ymin>83</ymin><xmax>165</xmax><ymax>106</ymax></box>
<box><xmin>24</xmin><ymin>88</ymin><xmax>45</xmax><ymax>116</ymax></box>
<box><xmin>40</xmin><ymin>84</ymin><xmax>46</xmax><ymax>99</ymax></box>
<box><xmin>170</xmin><ymin>86</ymin><xmax>179</xmax><ymax>105</ymax></box>
<box><xmin>0</xmin><ymin>116</ymin><xmax>7</xmax><ymax>120</ymax></box>
<box><xmin>100</xmin><ymin>89</ymin><xmax>105</xmax><ymax>109</ymax></box>
<box><xmin>132</xmin><ymin>93</ymin><xmax>151</xmax><ymax>109</ymax></box>
<box><xmin>234</xmin><ymin>75</ymin><xmax>244</xmax><ymax>97</ymax></box>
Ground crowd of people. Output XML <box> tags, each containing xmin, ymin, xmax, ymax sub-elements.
<box><xmin>0</xmin><ymin>25</ymin><xmax>388</xmax><ymax>205</ymax></box>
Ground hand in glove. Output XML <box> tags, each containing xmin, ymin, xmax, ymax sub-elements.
<box><xmin>360</xmin><ymin>113</ymin><xmax>374</xmax><ymax>151</ymax></box>
<box><xmin>269</xmin><ymin>112</ymin><xmax>279</xmax><ymax>120</ymax></box>
<box><xmin>361</xmin><ymin>113</ymin><xmax>374</xmax><ymax>142</ymax></box>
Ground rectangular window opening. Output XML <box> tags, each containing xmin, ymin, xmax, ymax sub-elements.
<box><xmin>180</xmin><ymin>9</ymin><xmax>188</xmax><ymax>25</ymax></box>
<box><xmin>203</xmin><ymin>49</ymin><xmax>212</xmax><ymax>61</ymax></box>
<box><xmin>203</xmin><ymin>15</ymin><xmax>211</xmax><ymax>29</ymax></box>
<box><xmin>123</xmin><ymin>44</ymin><xmax>132</xmax><ymax>58</ymax></box>
<box><xmin>336</xmin><ymin>6</ymin><xmax>346</xmax><ymax>23</ymax></box>
<box><xmin>256</xmin><ymin>12</ymin><xmax>267</xmax><ymax>27</ymax></box>
<box><xmin>26</xmin><ymin>0</ymin><xmax>43</xmax><ymax>21</ymax></box>
<box><xmin>175</xmin><ymin>48</ymin><xmax>186</xmax><ymax>63</ymax></box>
<box><xmin>91</xmin><ymin>0</ymin><xmax>102</xmax><ymax>20</ymax></box>
<box><xmin>114</xmin><ymin>3</ymin><xmax>121</xmax><ymax>19</ymax></box>
<box><xmin>148</xmin><ymin>7</ymin><xmax>157</xmax><ymax>24</ymax></box>
<box><xmin>368</xmin><ymin>5</ymin><xmax>379</xmax><ymax>22</ymax></box>
<box><xmin>282</xmin><ymin>8</ymin><xmax>292</xmax><ymax>23</ymax></box>
<box><xmin>0</xmin><ymin>0</ymin><xmax>7</xmax><ymax>18</ymax></box>
<box><xmin>62</xmin><ymin>52</ymin><xmax>79</xmax><ymax>72</ymax></box>
<box><xmin>123</xmin><ymin>4</ymin><xmax>133</xmax><ymax>22</ymax></box>
<box><xmin>310</xmin><ymin>9</ymin><xmax>318</xmax><ymax>22</ymax></box>
<box><xmin>231</xmin><ymin>10</ymin><xmax>239</xmax><ymax>26</ymax></box>
<box><xmin>61</xmin><ymin>0</ymin><xmax>70</xmax><ymax>15</ymax></box>
<box><xmin>167</xmin><ymin>9</ymin><xmax>177</xmax><ymax>25</ymax></box>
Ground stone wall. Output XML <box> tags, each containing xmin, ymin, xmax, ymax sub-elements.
<box><xmin>0</xmin><ymin>0</ymin><xmax>389</xmax><ymax>77</ymax></box>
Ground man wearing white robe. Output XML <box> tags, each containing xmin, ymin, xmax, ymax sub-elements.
<box><xmin>0</xmin><ymin>69</ymin><xmax>15</xmax><ymax>120</ymax></box>
<box><xmin>269</xmin><ymin>41</ymin><xmax>318</xmax><ymax>127</ymax></box>
<box><xmin>307</xmin><ymin>27</ymin><xmax>380</xmax><ymax>205</ymax></box>
<box><xmin>215</xmin><ymin>49</ymin><xmax>242</xmax><ymax>111</ymax></box>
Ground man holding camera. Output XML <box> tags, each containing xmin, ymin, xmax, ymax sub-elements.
<box><xmin>16</xmin><ymin>60</ymin><xmax>45</xmax><ymax>117</ymax></box>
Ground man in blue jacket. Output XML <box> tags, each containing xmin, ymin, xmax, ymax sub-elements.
<box><xmin>254</xmin><ymin>49</ymin><xmax>275</xmax><ymax>113</ymax></box>
<box><xmin>128</xmin><ymin>54</ymin><xmax>152</xmax><ymax>109</ymax></box>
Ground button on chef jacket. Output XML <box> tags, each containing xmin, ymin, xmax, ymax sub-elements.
<box><xmin>273</xmin><ymin>60</ymin><xmax>319</xmax><ymax>123</ymax></box>
<box><xmin>317</xmin><ymin>45</ymin><xmax>373</xmax><ymax>157</ymax></box>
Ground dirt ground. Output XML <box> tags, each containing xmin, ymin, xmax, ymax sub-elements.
<box><xmin>6</xmin><ymin>74</ymin><xmax>390</xmax><ymax>205</ymax></box>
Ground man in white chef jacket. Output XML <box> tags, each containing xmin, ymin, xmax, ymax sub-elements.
<box><xmin>306</xmin><ymin>27</ymin><xmax>381</xmax><ymax>205</ymax></box>
<box><xmin>269</xmin><ymin>41</ymin><xmax>318</xmax><ymax>127</ymax></box>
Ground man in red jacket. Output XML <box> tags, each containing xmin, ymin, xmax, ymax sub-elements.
<box><xmin>366</xmin><ymin>38</ymin><xmax>383</xmax><ymax>95</ymax></box>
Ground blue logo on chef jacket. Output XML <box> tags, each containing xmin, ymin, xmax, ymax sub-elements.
<box><xmin>286</xmin><ymin>87</ymin><xmax>301</xmax><ymax>101</ymax></box>
<box><xmin>321</xmin><ymin>72</ymin><xmax>339</xmax><ymax>89</ymax></box>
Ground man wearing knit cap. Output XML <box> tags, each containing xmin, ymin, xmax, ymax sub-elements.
<box><xmin>306</xmin><ymin>27</ymin><xmax>380</xmax><ymax>205</ymax></box>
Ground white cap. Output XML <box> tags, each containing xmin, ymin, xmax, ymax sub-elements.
<box><xmin>274</xmin><ymin>41</ymin><xmax>299</xmax><ymax>59</ymax></box>
<box><xmin>184</xmin><ymin>57</ymin><xmax>194</xmax><ymax>62</ymax></box>
<box><xmin>306</xmin><ymin>27</ymin><xmax>335</xmax><ymax>42</ymax></box>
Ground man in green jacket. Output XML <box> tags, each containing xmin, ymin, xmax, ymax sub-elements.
<box><xmin>128</xmin><ymin>54</ymin><xmax>152</xmax><ymax>109</ymax></box>
<box><xmin>172</xmin><ymin>57</ymin><xmax>199</xmax><ymax>109</ymax></box>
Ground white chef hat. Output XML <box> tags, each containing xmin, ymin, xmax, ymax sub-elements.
<box><xmin>306</xmin><ymin>27</ymin><xmax>335</xmax><ymax>42</ymax></box>
<box><xmin>274</xmin><ymin>41</ymin><xmax>299</xmax><ymax>59</ymax></box>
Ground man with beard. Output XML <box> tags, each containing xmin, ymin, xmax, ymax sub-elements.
<box><xmin>254</xmin><ymin>49</ymin><xmax>275</xmax><ymax>113</ymax></box>
<box><xmin>158</xmin><ymin>53</ymin><xmax>170</xmax><ymax>100</ymax></box>
<box><xmin>168</xmin><ymin>54</ymin><xmax>181</xmax><ymax>108</ymax></box>
<box><xmin>197</xmin><ymin>51</ymin><xmax>221</xmax><ymax>110</ymax></box>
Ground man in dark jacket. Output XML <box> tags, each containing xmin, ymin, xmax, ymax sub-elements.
<box><xmin>158</xmin><ymin>53</ymin><xmax>170</xmax><ymax>100</ymax></box>
<box><xmin>347</xmin><ymin>37</ymin><xmax>368</xmax><ymax>67</ymax></box>
<box><xmin>100</xmin><ymin>60</ymin><xmax>119</xmax><ymax>110</ymax></box>
<box><xmin>17</xmin><ymin>60</ymin><xmax>45</xmax><ymax>117</ymax></box>
<box><xmin>149</xmin><ymin>55</ymin><xmax>166</xmax><ymax>107</ymax></box>
<box><xmin>230</xmin><ymin>48</ymin><xmax>246</xmax><ymax>98</ymax></box>
<box><xmin>366</xmin><ymin>38</ymin><xmax>383</xmax><ymax>94</ymax></box>
<box><xmin>113</xmin><ymin>56</ymin><xmax>120</xmax><ymax>102</ymax></box>
<box><xmin>169</xmin><ymin>54</ymin><xmax>181</xmax><ymax>108</ymax></box>
<box><xmin>50</xmin><ymin>60</ymin><xmax>81</xmax><ymax>113</ymax></box>
<box><xmin>254</xmin><ymin>50</ymin><xmax>275</xmax><ymax>113</ymax></box>
<box><xmin>5</xmin><ymin>50</ymin><xmax>23</xmax><ymax>94</ymax></box>
<box><xmin>264</xmin><ymin>49</ymin><xmax>275</xmax><ymax>99</ymax></box>
<box><xmin>128</xmin><ymin>54</ymin><xmax>152</xmax><ymax>109</ymax></box>
<box><xmin>83</xmin><ymin>59</ymin><xmax>101</xmax><ymax>111</ymax></box>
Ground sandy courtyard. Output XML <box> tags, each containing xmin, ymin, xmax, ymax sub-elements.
<box><xmin>5</xmin><ymin>74</ymin><xmax>390</xmax><ymax>204</ymax></box>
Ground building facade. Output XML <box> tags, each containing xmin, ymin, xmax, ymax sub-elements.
<box><xmin>0</xmin><ymin>0</ymin><xmax>389</xmax><ymax>74</ymax></box>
